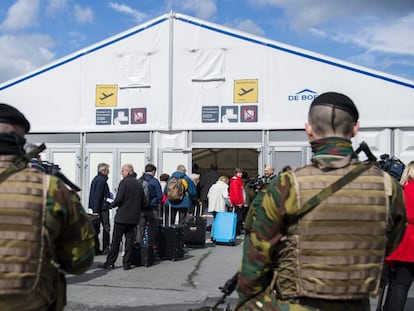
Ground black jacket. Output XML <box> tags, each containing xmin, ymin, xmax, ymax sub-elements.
<box><xmin>112</xmin><ymin>173</ymin><xmax>144</xmax><ymax>224</ymax></box>
<box><xmin>88</xmin><ymin>173</ymin><xmax>110</xmax><ymax>212</ymax></box>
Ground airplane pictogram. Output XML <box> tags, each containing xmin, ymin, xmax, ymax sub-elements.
<box><xmin>238</xmin><ymin>88</ymin><xmax>254</xmax><ymax>96</ymax></box>
<box><xmin>99</xmin><ymin>92</ymin><xmax>114</xmax><ymax>100</ymax></box>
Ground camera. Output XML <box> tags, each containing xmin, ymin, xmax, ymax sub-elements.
<box><xmin>41</xmin><ymin>161</ymin><xmax>61</xmax><ymax>175</ymax></box>
<box><xmin>377</xmin><ymin>154</ymin><xmax>405</xmax><ymax>181</ymax></box>
<box><xmin>41</xmin><ymin>161</ymin><xmax>81</xmax><ymax>192</ymax></box>
<box><xmin>248</xmin><ymin>175</ymin><xmax>265</xmax><ymax>192</ymax></box>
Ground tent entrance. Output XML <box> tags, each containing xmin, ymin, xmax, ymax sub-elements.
<box><xmin>192</xmin><ymin>148</ymin><xmax>259</xmax><ymax>179</ymax></box>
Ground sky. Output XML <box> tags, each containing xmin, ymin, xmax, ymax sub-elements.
<box><xmin>0</xmin><ymin>0</ymin><xmax>413</xmax><ymax>84</ymax></box>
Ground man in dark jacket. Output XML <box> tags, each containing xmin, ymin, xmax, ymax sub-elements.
<box><xmin>88</xmin><ymin>163</ymin><xmax>111</xmax><ymax>255</ymax></box>
<box><xmin>138</xmin><ymin>163</ymin><xmax>162</xmax><ymax>248</ymax></box>
<box><xmin>199</xmin><ymin>163</ymin><xmax>220</xmax><ymax>211</ymax></box>
<box><xmin>98</xmin><ymin>163</ymin><xmax>144</xmax><ymax>270</ymax></box>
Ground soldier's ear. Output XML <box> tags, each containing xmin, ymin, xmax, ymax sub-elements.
<box><xmin>351</xmin><ymin>121</ymin><xmax>360</xmax><ymax>138</ymax></box>
<box><xmin>305</xmin><ymin>123</ymin><xmax>314</xmax><ymax>141</ymax></box>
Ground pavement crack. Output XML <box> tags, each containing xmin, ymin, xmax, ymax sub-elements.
<box><xmin>185</xmin><ymin>249</ymin><xmax>212</xmax><ymax>289</ymax></box>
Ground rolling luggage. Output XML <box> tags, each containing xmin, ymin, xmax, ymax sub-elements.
<box><xmin>140</xmin><ymin>245</ymin><xmax>155</xmax><ymax>267</ymax></box>
<box><xmin>140</xmin><ymin>224</ymin><xmax>155</xmax><ymax>267</ymax></box>
<box><xmin>211</xmin><ymin>211</ymin><xmax>237</xmax><ymax>246</ymax></box>
<box><xmin>158</xmin><ymin>204</ymin><xmax>184</xmax><ymax>261</ymax></box>
<box><xmin>183</xmin><ymin>202</ymin><xmax>206</xmax><ymax>248</ymax></box>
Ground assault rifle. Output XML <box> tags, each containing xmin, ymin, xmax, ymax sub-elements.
<box><xmin>212</xmin><ymin>272</ymin><xmax>239</xmax><ymax>310</ymax></box>
<box><xmin>188</xmin><ymin>272</ymin><xmax>237</xmax><ymax>311</ymax></box>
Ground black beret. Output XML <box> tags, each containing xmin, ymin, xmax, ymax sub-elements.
<box><xmin>0</xmin><ymin>103</ymin><xmax>31</xmax><ymax>133</ymax></box>
<box><xmin>310</xmin><ymin>92</ymin><xmax>359</xmax><ymax>122</ymax></box>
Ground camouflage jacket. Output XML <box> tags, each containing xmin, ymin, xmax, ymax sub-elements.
<box><xmin>236</xmin><ymin>142</ymin><xmax>406</xmax><ymax>311</ymax></box>
<box><xmin>0</xmin><ymin>155</ymin><xmax>95</xmax><ymax>310</ymax></box>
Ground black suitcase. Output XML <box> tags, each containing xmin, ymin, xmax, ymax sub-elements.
<box><xmin>158</xmin><ymin>204</ymin><xmax>184</xmax><ymax>261</ymax></box>
<box><xmin>140</xmin><ymin>245</ymin><xmax>155</xmax><ymax>267</ymax></box>
<box><xmin>183</xmin><ymin>203</ymin><xmax>206</xmax><ymax>248</ymax></box>
<box><xmin>158</xmin><ymin>226</ymin><xmax>184</xmax><ymax>260</ymax></box>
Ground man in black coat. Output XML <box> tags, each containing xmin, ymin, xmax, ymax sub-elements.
<box><xmin>88</xmin><ymin>163</ymin><xmax>111</xmax><ymax>255</ymax></box>
<box><xmin>98</xmin><ymin>163</ymin><xmax>144</xmax><ymax>270</ymax></box>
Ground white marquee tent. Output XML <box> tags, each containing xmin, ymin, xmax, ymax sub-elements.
<box><xmin>1</xmin><ymin>12</ymin><xmax>413</xmax><ymax>204</ymax></box>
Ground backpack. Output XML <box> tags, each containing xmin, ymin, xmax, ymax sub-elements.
<box><xmin>138</xmin><ymin>176</ymin><xmax>150</xmax><ymax>208</ymax></box>
<box><xmin>167</xmin><ymin>176</ymin><xmax>188</xmax><ymax>202</ymax></box>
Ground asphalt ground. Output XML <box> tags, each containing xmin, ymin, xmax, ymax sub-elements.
<box><xmin>65</xmin><ymin>231</ymin><xmax>414</xmax><ymax>311</ymax></box>
<box><xmin>65</xmin><ymin>232</ymin><xmax>242</xmax><ymax>310</ymax></box>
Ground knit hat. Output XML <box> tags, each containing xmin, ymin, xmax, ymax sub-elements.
<box><xmin>0</xmin><ymin>103</ymin><xmax>31</xmax><ymax>133</ymax></box>
<box><xmin>310</xmin><ymin>92</ymin><xmax>359</xmax><ymax>122</ymax></box>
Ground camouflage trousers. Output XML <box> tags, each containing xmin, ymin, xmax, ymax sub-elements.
<box><xmin>235</xmin><ymin>291</ymin><xmax>371</xmax><ymax>311</ymax></box>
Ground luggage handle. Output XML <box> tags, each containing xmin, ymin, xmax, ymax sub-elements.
<box><xmin>169</xmin><ymin>203</ymin><xmax>172</xmax><ymax>226</ymax></box>
<box><xmin>194</xmin><ymin>201</ymin><xmax>202</xmax><ymax>217</ymax></box>
<box><xmin>162</xmin><ymin>203</ymin><xmax>172</xmax><ymax>227</ymax></box>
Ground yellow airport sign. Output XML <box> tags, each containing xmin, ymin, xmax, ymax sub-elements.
<box><xmin>234</xmin><ymin>79</ymin><xmax>258</xmax><ymax>103</ymax></box>
<box><xmin>96</xmin><ymin>85</ymin><xmax>117</xmax><ymax>107</ymax></box>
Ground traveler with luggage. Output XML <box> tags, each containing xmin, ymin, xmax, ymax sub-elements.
<box><xmin>382</xmin><ymin>160</ymin><xmax>414</xmax><ymax>311</ymax></box>
<box><xmin>165</xmin><ymin>164</ymin><xmax>197</xmax><ymax>225</ymax></box>
<box><xmin>229</xmin><ymin>168</ymin><xmax>245</xmax><ymax>235</ymax></box>
<box><xmin>138</xmin><ymin>163</ymin><xmax>162</xmax><ymax>248</ymax></box>
<box><xmin>207</xmin><ymin>175</ymin><xmax>230</xmax><ymax>218</ymax></box>
<box><xmin>98</xmin><ymin>163</ymin><xmax>144</xmax><ymax>270</ymax></box>
<box><xmin>0</xmin><ymin>103</ymin><xmax>95</xmax><ymax>311</ymax></box>
<box><xmin>89</xmin><ymin>162</ymin><xmax>112</xmax><ymax>255</ymax></box>
<box><xmin>235</xmin><ymin>92</ymin><xmax>407</xmax><ymax>310</ymax></box>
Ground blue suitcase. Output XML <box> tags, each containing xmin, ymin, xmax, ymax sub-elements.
<box><xmin>211</xmin><ymin>212</ymin><xmax>237</xmax><ymax>246</ymax></box>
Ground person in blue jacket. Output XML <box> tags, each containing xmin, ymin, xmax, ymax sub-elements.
<box><xmin>165</xmin><ymin>164</ymin><xmax>197</xmax><ymax>225</ymax></box>
<box><xmin>138</xmin><ymin>163</ymin><xmax>163</xmax><ymax>248</ymax></box>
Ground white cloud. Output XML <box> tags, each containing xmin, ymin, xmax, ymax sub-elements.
<box><xmin>109</xmin><ymin>2</ymin><xmax>147</xmax><ymax>23</ymax></box>
<box><xmin>73</xmin><ymin>5</ymin><xmax>94</xmax><ymax>24</ymax></box>
<box><xmin>309</xmin><ymin>28</ymin><xmax>327</xmax><ymax>38</ymax></box>
<box><xmin>0</xmin><ymin>33</ymin><xmax>55</xmax><ymax>83</ymax></box>
<box><xmin>351</xmin><ymin>13</ymin><xmax>414</xmax><ymax>56</ymax></box>
<box><xmin>253</xmin><ymin>0</ymin><xmax>414</xmax><ymax>31</ymax></box>
<box><xmin>46</xmin><ymin>0</ymin><xmax>67</xmax><ymax>14</ymax></box>
<box><xmin>179</xmin><ymin>0</ymin><xmax>217</xmax><ymax>20</ymax></box>
<box><xmin>0</xmin><ymin>0</ymin><xmax>40</xmax><ymax>31</ymax></box>
<box><xmin>232</xmin><ymin>19</ymin><xmax>265</xmax><ymax>37</ymax></box>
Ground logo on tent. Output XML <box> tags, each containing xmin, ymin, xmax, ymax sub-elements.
<box><xmin>288</xmin><ymin>89</ymin><xmax>318</xmax><ymax>101</ymax></box>
<box><xmin>131</xmin><ymin>108</ymin><xmax>147</xmax><ymax>124</ymax></box>
<box><xmin>241</xmin><ymin>106</ymin><xmax>258</xmax><ymax>122</ymax></box>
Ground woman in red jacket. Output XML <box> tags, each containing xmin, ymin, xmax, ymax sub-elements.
<box><xmin>384</xmin><ymin>160</ymin><xmax>414</xmax><ymax>311</ymax></box>
<box><xmin>229</xmin><ymin>168</ymin><xmax>245</xmax><ymax>234</ymax></box>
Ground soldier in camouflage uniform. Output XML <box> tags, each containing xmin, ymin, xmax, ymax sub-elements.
<box><xmin>0</xmin><ymin>103</ymin><xmax>95</xmax><ymax>311</ymax></box>
<box><xmin>236</xmin><ymin>92</ymin><xmax>407</xmax><ymax>311</ymax></box>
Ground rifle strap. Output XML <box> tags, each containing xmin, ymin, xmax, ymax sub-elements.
<box><xmin>0</xmin><ymin>143</ymin><xmax>46</xmax><ymax>184</ymax></box>
<box><xmin>297</xmin><ymin>161</ymin><xmax>374</xmax><ymax>218</ymax></box>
